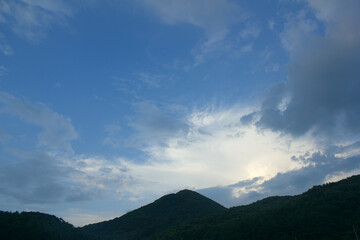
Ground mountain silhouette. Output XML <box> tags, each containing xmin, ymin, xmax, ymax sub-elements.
<box><xmin>0</xmin><ymin>211</ymin><xmax>90</xmax><ymax>240</ymax></box>
<box><xmin>1</xmin><ymin>175</ymin><xmax>359</xmax><ymax>240</ymax></box>
<box><xmin>82</xmin><ymin>189</ymin><xmax>226</xmax><ymax>240</ymax></box>
<box><xmin>156</xmin><ymin>175</ymin><xmax>360</xmax><ymax>240</ymax></box>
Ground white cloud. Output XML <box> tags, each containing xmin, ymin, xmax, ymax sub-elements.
<box><xmin>199</xmin><ymin>144</ymin><xmax>360</xmax><ymax>207</ymax></box>
<box><xmin>324</xmin><ymin>169</ymin><xmax>360</xmax><ymax>184</ymax></box>
<box><xmin>52</xmin><ymin>105</ymin><xmax>320</xmax><ymax>207</ymax></box>
<box><xmin>141</xmin><ymin>0</ymin><xmax>242</xmax><ymax>32</ymax></box>
<box><xmin>68</xmin><ymin>156</ymin><xmax>131</xmax><ymax>193</ymax></box>
<box><xmin>206</xmin><ymin>1</ymin><xmax>360</xmax><ymax>207</ymax></box>
<box><xmin>119</xmin><ymin>105</ymin><xmax>318</xmax><ymax>193</ymax></box>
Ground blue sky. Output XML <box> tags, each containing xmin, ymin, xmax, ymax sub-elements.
<box><xmin>0</xmin><ymin>0</ymin><xmax>359</xmax><ymax>226</ymax></box>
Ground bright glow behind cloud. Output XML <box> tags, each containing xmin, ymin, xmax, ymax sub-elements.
<box><xmin>119</xmin><ymin>106</ymin><xmax>318</xmax><ymax>192</ymax></box>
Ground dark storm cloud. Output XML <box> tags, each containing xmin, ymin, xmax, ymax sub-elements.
<box><xmin>258</xmin><ymin>41</ymin><xmax>360</xmax><ymax>137</ymax></box>
<box><xmin>245</xmin><ymin>1</ymin><xmax>360</xmax><ymax>140</ymax></box>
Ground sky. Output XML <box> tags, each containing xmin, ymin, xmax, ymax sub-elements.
<box><xmin>0</xmin><ymin>0</ymin><xmax>359</xmax><ymax>226</ymax></box>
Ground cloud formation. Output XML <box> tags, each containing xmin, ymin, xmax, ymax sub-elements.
<box><xmin>0</xmin><ymin>34</ymin><xmax>13</xmax><ymax>55</ymax></box>
<box><xmin>0</xmin><ymin>151</ymin><xmax>69</xmax><ymax>203</ymax></box>
<box><xmin>245</xmin><ymin>0</ymin><xmax>360</xmax><ymax>143</ymax></box>
<box><xmin>200</xmin><ymin>143</ymin><xmax>360</xmax><ymax>207</ymax></box>
<box><xmin>0</xmin><ymin>0</ymin><xmax>72</xmax><ymax>40</ymax></box>
<box><xmin>0</xmin><ymin>150</ymin><xmax>135</xmax><ymax>205</ymax></box>
<box><xmin>0</xmin><ymin>0</ymin><xmax>359</xmax><ymax>225</ymax></box>
<box><xmin>140</xmin><ymin>0</ymin><xmax>246</xmax><ymax>66</ymax></box>
<box><xmin>202</xmin><ymin>1</ymin><xmax>360</xmax><ymax>207</ymax></box>
<box><xmin>121</xmin><ymin>105</ymin><xmax>317</xmax><ymax>193</ymax></box>
<box><xmin>127</xmin><ymin>102</ymin><xmax>190</xmax><ymax>147</ymax></box>
<box><xmin>0</xmin><ymin>92</ymin><xmax>78</xmax><ymax>152</ymax></box>
<box><xmin>114</xmin><ymin>1</ymin><xmax>360</xmax><ymax>207</ymax></box>
<box><xmin>141</xmin><ymin>0</ymin><xmax>241</xmax><ymax>33</ymax></box>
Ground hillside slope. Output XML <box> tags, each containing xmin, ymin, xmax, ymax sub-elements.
<box><xmin>83</xmin><ymin>189</ymin><xmax>226</xmax><ymax>240</ymax></box>
<box><xmin>156</xmin><ymin>175</ymin><xmax>360</xmax><ymax>240</ymax></box>
<box><xmin>0</xmin><ymin>211</ymin><xmax>93</xmax><ymax>240</ymax></box>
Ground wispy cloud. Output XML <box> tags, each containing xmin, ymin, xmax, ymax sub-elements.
<box><xmin>102</xmin><ymin>123</ymin><xmax>122</xmax><ymax>148</ymax></box>
<box><xmin>240</xmin><ymin>43</ymin><xmax>253</xmax><ymax>53</ymax></box>
<box><xmin>0</xmin><ymin>144</ymin><xmax>146</xmax><ymax>206</ymax></box>
<box><xmin>268</xmin><ymin>19</ymin><xmax>275</xmax><ymax>30</ymax></box>
<box><xmin>0</xmin><ymin>34</ymin><xmax>13</xmax><ymax>55</ymax></box>
<box><xmin>0</xmin><ymin>65</ymin><xmax>8</xmax><ymax>77</ymax></box>
<box><xmin>112</xmin><ymin>73</ymin><xmax>174</xmax><ymax>99</ymax></box>
<box><xmin>0</xmin><ymin>91</ymin><xmax>78</xmax><ymax>153</ymax></box>
<box><xmin>139</xmin><ymin>0</ymin><xmax>247</xmax><ymax>67</ymax></box>
<box><xmin>0</xmin><ymin>0</ymin><xmax>73</xmax><ymax>41</ymax></box>
<box><xmin>0</xmin><ymin>150</ymin><xmax>134</xmax><ymax>206</ymax></box>
<box><xmin>140</xmin><ymin>0</ymin><xmax>242</xmax><ymax>32</ymax></box>
<box><xmin>239</xmin><ymin>21</ymin><xmax>261</xmax><ymax>39</ymax></box>
<box><xmin>127</xmin><ymin>102</ymin><xmax>190</xmax><ymax>147</ymax></box>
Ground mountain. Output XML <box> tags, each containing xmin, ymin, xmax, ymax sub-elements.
<box><xmin>1</xmin><ymin>175</ymin><xmax>359</xmax><ymax>240</ymax></box>
<box><xmin>155</xmin><ymin>175</ymin><xmax>360</xmax><ymax>240</ymax></box>
<box><xmin>82</xmin><ymin>189</ymin><xmax>226</xmax><ymax>240</ymax></box>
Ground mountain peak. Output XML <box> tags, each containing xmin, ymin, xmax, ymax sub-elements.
<box><xmin>155</xmin><ymin>189</ymin><xmax>224</xmax><ymax>208</ymax></box>
<box><xmin>83</xmin><ymin>189</ymin><xmax>226</xmax><ymax>239</ymax></box>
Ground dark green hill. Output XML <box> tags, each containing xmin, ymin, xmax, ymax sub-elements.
<box><xmin>156</xmin><ymin>175</ymin><xmax>360</xmax><ymax>240</ymax></box>
<box><xmin>0</xmin><ymin>211</ymin><xmax>93</xmax><ymax>240</ymax></box>
<box><xmin>82</xmin><ymin>189</ymin><xmax>226</xmax><ymax>240</ymax></box>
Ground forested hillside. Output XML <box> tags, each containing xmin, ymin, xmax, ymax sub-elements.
<box><xmin>0</xmin><ymin>211</ymin><xmax>94</xmax><ymax>240</ymax></box>
<box><xmin>82</xmin><ymin>189</ymin><xmax>226</xmax><ymax>240</ymax></box>
<box><xmin>155</xmin><ymin>175</ymin><xmax>360</xmax><ymax>240</ymax></box>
